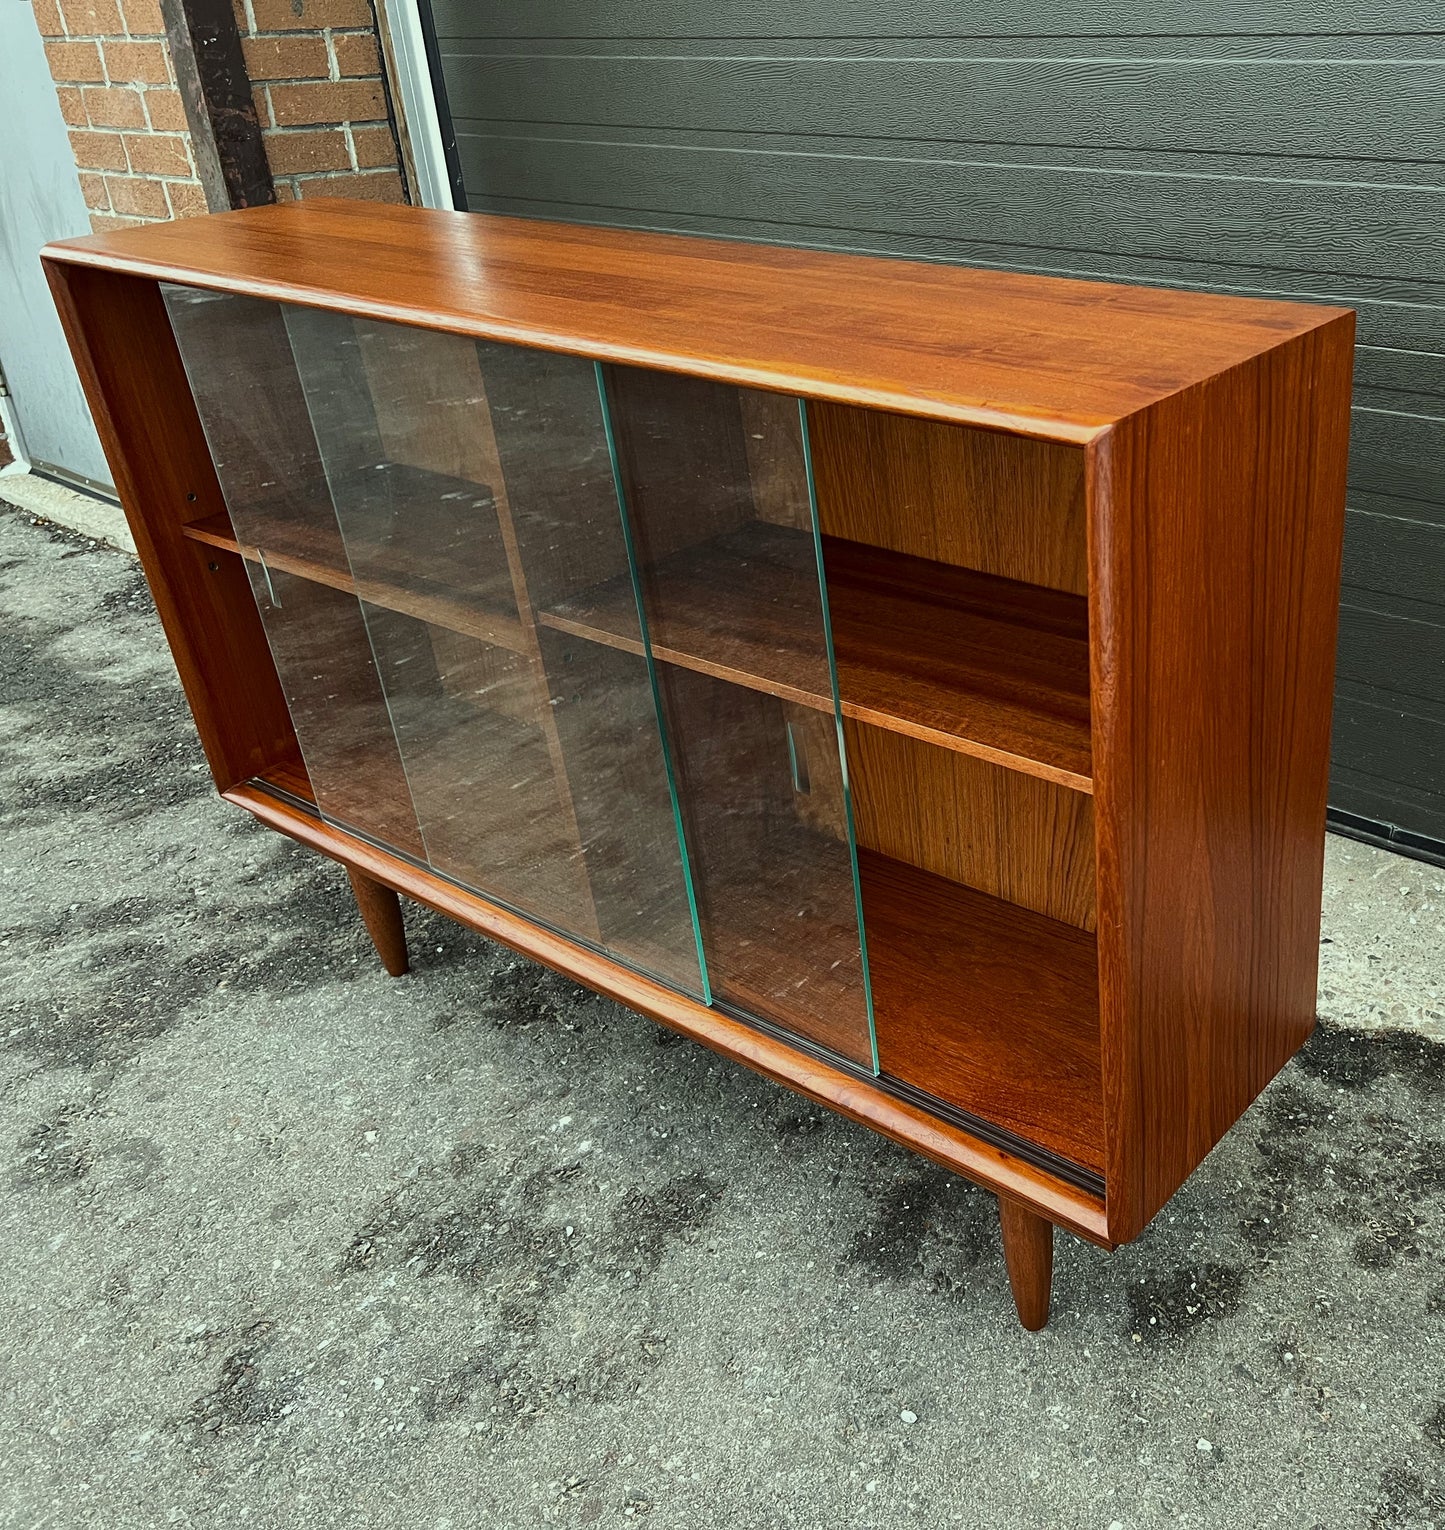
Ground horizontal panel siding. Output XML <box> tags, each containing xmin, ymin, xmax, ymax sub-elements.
<box><xmin>1356</xmin><ymin>349</ymin><xmax>1445</xmax><ymax>399</ymax></box>
<box><xmin>427</xmin><ymin>6</ymin><xmax>1445</xmax><ymax>841</ymax></box>
<box><xmin>1333</xmin><ymin>697</ymin><xmax>1445</xmax><ymax>803</ymax></box>
<box><xmin>438</xmin><ymin>4</ymin><xmax>1445</xmax><ymax>40</ymax></box>
<box><xmin>1349</xmin><ymin>408</ymin><xmax>1445</xmax><ymax>507</ymax></box>
<box><xmin>457</xmin><ymin>137</ymin><xmax>1445</xmax><ymax>285</ymax></box>
<box><xmin>1330</xmin><ymin>763</ymin><xmax>1445</xmax><ymax>843</ymax></box>
<box><xmin>1337</xmin><ymin>602</ymin><xmax>1445</xmax><ymax>708</ymax></box>
<box><xmin>450</xmin><ymin>56</ymin><xmax>1445</xmax><ymax>162</ymax></box>
<box><xmin>1344</xmin><ymin>508</ymin><xmax>1445</xmax><ymax>607</ymax></box>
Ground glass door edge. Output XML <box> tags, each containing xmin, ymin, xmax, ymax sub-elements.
<box><xmin>798</xmin><ymin>396</ymin><xmax>880</xmax><ymax>1076</ymax></box>
<box><xmin>593</xmin><ymin>361</ymin><xmax>713</xmax><ymax>1006</ymax></box>
<box><xmin>276</xmin><ymin>303</ymin><xmax>438</xmax><ymax>870</ymax></box>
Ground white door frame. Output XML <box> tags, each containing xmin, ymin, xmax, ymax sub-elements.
<box><xmin>0</xmin><ymin>0</ymin><xmax>112</xmax><ymax>491</ymax></box>
<box><xmin>375</xmin><ymin>0</ymin><xmax>457</xmax><ymax>211</ymax></box>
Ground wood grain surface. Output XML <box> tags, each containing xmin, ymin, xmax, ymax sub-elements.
<box><xmin>544</xmin><ymin>522</ymin><xmax>1093</xmax><ymax>789</ymax></box>
<box><xmin>806</xmin><ymin>401</ymin><xmax>1088</xmax><ymax>595</ymax></box>
<box><xmin>346</xmin><ymin>867</ymin><xmax>410</xmax><ymax>977</ymax></box>
<box><xmin>181</xmin><ymin>496</ymin><xmax>528</xmax><ymax>655</ymax></box>
<box><xmin>43</xmin><ymin>263</ymin><xmax>298</xmax><ymax>793</ymax></box>
<box><xmin>43</xmin><ymin>200</ymin><xmax>1345</xmax><ymax>442</ymax></box>
<box><xmin>998</xmin><ymin>1197</ymin><xmax>1055</xmax><ymax>1331</ymax></box>
<box><xmin>863</xmin><ymin>850</ymin><xmax>1104</xmax><ymax>1174</ymax></box>
<box><xmin>845</xmin><ymin>723</ymin><xmax>1097</xmax><ymax>931</ymax></box>
<box><xmin>1091</xmin><ymin>313</ymin><xmax>1356</xmax><ymax>1239</ymax></box>
<box><xmin>826</xmin><ymin>537</ymin><xmax>1092</xmax><ymax>790</ymax></box>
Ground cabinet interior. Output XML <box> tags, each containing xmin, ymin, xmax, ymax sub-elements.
<box><xmin>808</xmin><ymin>402</ymin><xmax>1100</xmax><ymax>1173</ymax></box>
<box><xmin>170</xmin><ymin>296</ymin><xmax>1103</xmax><ymax>1179</ymax></box>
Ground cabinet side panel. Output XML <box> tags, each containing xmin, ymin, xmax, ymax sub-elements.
<box><xmin>43</xmin><ymin>262</ymin><xmax>296</xmax><ymax>789</ymax></box>
<box><xmin>1092</xmin><ymin>315</ymin><xmax>1355</xmax><ymax>1242</ymax></box>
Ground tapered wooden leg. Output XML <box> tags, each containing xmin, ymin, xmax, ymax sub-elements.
<box><xmin>999</xmin><ymin>1196</ymin><xmax>1054</xmax><ymax>1331</ymax></box>
<box><xmin>346</xmin><ymin>866</ymin><xmax>409</xmax><ymax>977</ymax></box>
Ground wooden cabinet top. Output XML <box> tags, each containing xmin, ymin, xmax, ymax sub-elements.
<box><xmin>44</xmin><ymin>199</ymin><xmax>1348</xmax><ymax>444</ymax></box>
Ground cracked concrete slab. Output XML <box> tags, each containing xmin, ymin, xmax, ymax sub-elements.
<box><xmin>1</xmin><ymin>501</ymin><xmax>1443</xmax><ymax>1530</ymax></box>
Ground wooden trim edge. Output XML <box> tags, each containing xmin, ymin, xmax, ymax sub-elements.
<box><xmin>39</xmin><ymin>240</ymin><xmax>1108</xmax><ymax>447</ymax></box>
<box><xmin>224</xmin><ymin>781</ymin><xmax>1114</xmax><ymax>1247</ymax></box>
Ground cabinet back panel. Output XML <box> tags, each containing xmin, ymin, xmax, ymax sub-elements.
<box><xmin>426</xmin><ymin>626</ymin><xmax>535</xmax><ymax>725</ymax></box>
<box><xmin>808</xmin><ymin>402</ymin><xmax>1088</xmax><ymax>596</ymax></box>
<box><xmin>602</xmin><ymin>365</ymin><xmax>757</xmax><ymax>563</ymax></box>
<box><xmin>862</xmin><ymin>850</ymin><xmax>1104</xmax><ymax>1175</ymax></box>
<box><xmin>484</xmin><ymin>340</ymin><xmax>634</xmax><ymax>614</ymax></box>
<box><xmin>847</xmin><ymin>721</ymin><xmax>1096</xmax><ymax>931</ymax></box>
<box><xmin>737</xmin><ymin>389</ymin><xmax>812</xmax><ymax>532</ymax></box>
<box><xmin>252</xmin><ymin>571</ymin><xmax>426</xmax><ymax>858</ymax></box>
<box><xmin>163</xmin><ymin>286</ymin><xmax>341</xmax><ymax>549</ymax></box>
<box><xmin>356</xmin><ymin>323</ymin><xmax>497</xmax><ymax>487</ymax></box>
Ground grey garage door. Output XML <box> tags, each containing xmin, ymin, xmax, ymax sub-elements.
<box><xmin>424</xmin><ymin>1</ymin><xmax>1445</xmax><ymax>852</ymax></box>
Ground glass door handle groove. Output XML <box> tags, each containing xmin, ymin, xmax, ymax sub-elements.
<box><xmin>785</xmin><ymin>719</ymin><xmax>810</xmax><ymax>796</ymax></box>
<box><xmin>255</xmin><ymin>548</ymin><xmax>281</xmax><ymax>608</ymax></box>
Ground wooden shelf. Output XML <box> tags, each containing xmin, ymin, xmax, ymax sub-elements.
<box><xmin>255</xmin><ymin>741</ymin><xmax>1099</xmax><ymax>1169</ymax></box>
<box><xmin>861</xmin><ymin>849</ymin><xmax>1104</xmax><ymax>1175</ymax></box>
<box><xmin>182</xmin><ymin>461</ymin><xmax>527</xmax><ymax>654</ymax></box>
<box><xmin>542</xmin><ymin>522</ymin><xmax>1092</xmax><ymax>790</ymax></box>
<box><xmin>244</xmin><ymin>754</ymin><xmax>1102</xmax><ymax>1172</ymax></box>
<box><xmin>628</xmin><ymin>824</ymin><xmax>1102</xmax><ymax>1171</ymax></box>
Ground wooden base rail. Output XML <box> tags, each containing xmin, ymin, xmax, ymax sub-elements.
<box><xmin>231</xmin><ymin>778</ymin><xmax>1114</xmax><ymax>1252</ymax></box>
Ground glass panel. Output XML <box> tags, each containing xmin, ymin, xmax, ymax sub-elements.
<box><xmin>279</xmin><ymin>310</ymin><xmax>705</xmax><ymax>995</ymax></box>
<box><xmin>598</xmin><ymin>367</ymin><xmax>875</xmax><ymax>1068</ymax></box>
<box><xmin>162</xmin><ymin>285</ymin><xmax>424</xmax><ymax>856</ymax></box>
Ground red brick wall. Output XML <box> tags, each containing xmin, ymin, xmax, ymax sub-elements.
<box><xmin>37</xmin><ymin>0</ymin><xmax>210</xmax><ymax>229</ymax></box>
<box><xmin>237</xmin><ymin>0</ymin><xmax>404</xmax><ymax>203</ymax></box>
<box><xmin>37</xmin><ymin>0</ymin><xmax>407</xmax><ymax>229</ymax></box>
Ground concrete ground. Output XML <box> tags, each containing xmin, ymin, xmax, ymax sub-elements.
<box><xmin>0</xmin><ymin>499</ymin><xmax>1443</xmax><ymax>1530</ymax></box>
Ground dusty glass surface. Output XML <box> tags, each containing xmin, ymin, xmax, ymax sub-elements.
<box><xmin>163</xmin><ymin>284</ymin><xmax>425</xmax><ymax>856</ymax></box>
<box><xmin>166</xmin><ymin>286</ymin><xmax>876</xmax><ymax>1037</ymax></box>
<box><xmin>279</xmin><ymin>308</ymin><xmax>704</xmax><ymax>994</ymax></box>
<box><xmin>598</xmin><ymin>366</ymin><xmax>875</xmax><ymax>1067</ymax></box>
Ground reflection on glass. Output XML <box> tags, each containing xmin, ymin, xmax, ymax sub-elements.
<box><xmin>280</xmin><ymin>311</ymin><xmax>704</xmax><ymax>994</ymax></box>
<box><xmin>163</xmin><ymin>285</ymin><xmax>424</xmax><ymax>854</ymax></box>
<box><xmin>598</xmin><ymin>367</ymin><xmax>875</xmax><ymax>1067</ymax></box>
<box><xmin>165</xmin><ymin>286</ymin><xmax>870</xmax><ymax>1044</ymax></box>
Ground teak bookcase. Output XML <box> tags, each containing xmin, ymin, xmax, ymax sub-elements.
<box><xmin>44</xmin><ymin>202</ymin><xmax>1354</xmax><ymax>1329</ymax></box>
